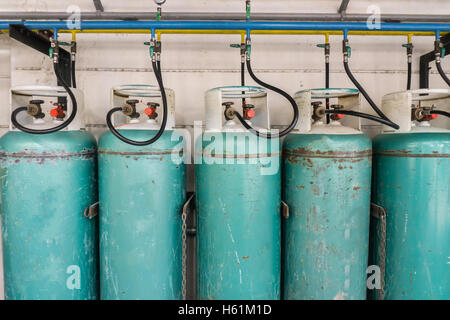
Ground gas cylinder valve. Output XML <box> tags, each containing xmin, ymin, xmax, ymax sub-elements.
<box><xmin>223</xmin><ymin>101</ymin><xmax>235</xmax><ymax>120</ymax></box>
<box><xmin>412</xmin><ymin>106</ymin><xmax>438</xmax><ymax>121</ymax></box>
<box><xmin>145</xmin><ymin>102</ymin><xmax>159</xmax><ymax>119</ymax></box>
<box><xmin>50</xmin><ymin>103</ymin><xmax>66</xmax><ymax>119</ymax></box>
<box><xmin>311</xmin><ymin>101</ymin><xmax>325</xmax><ymax>121</ymax></box>
<box><xmin>243</xmin><ymin>103</ymin><xmax>255</xmax><ymax>120</ymax></box>
<box><xmin>330</xmin><ymin>104</ymin><xmax>345</xmax><ymax>121</ymax></box>
<box><xmin>122</xmin><ymin>99</ymin><xmax>140</xmax><ymax>119</ymax></box>
<box><xmin>27</xmin><ymin>99</ymin><xmax>45</xmax><ymax>119</ymax></box>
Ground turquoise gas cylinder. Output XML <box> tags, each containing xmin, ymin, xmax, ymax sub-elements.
<box><xmin>0</xmin><ymin>86</ymin><xmax>98</xmax><ymax>300</ymax></box>
<box><xmin>369</xmin><ymin>89</ymin><xmax>450</xmax><ymax>300</ymax></box>
<box><xmin>283</xmin><ymin>89</ymin><xmax>372</xmax><ymax>300</ymax></box>
<box><xmin>196</xmin><ymin>86</ymin><xmax>281</xmax><ymax>300</ymax></box>
<box><xmin>98</xmin><ymin>85</ymin><xmax>186</xmax><ymax>300</ymax></box>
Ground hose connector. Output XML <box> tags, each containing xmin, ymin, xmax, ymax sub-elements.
<box><xmin>402</xmin><ymin>42</ymin><xmax>413</xmax><ymax>62</ymax></box>
<box><xmin>50</xmin><ymin>38</ymin><xmax>59</xmax><ymax>64</ymax></box>
<box><xmin>146</xmin><ymin>38</ymin><xmax>159</xmax><ymax>62</ymax></box>
<box><xmin>434</xmin><ymin>39</ymin><xmax>445</xmax><ymax>62</ymax></box>
<box><xmin>240</xmin><ymin>42</ymin><xmax>246</xmax><ymax>63</ymax></box>
<box><xmin>343</xmin><ymin>39</ymin><xmax>351</xmax><ymax>62</ymax></box>
<box><xmin>154</xmin><ymin>40</ymin><xmax>162</xmax><ymax>62</ymax></box>
<box><xmin>70</xmin><ymin>40</ymin><xmax>77</xmax><ymax>62</ymax></box>
<box><xmin>245</xmin><ymin>38</ymin><xmax>252</xmax><ymax>61</ymax></box>
<box><xmin>317</xmin><ymin>43</ymin><xmax>331</xmax><ymax>63</ymax></box>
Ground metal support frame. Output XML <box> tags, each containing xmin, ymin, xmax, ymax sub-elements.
<box><xmin>420</xmin><ymin>33</ymin><xmax>450</xmax><ymax>88</ymax></box>
<box><xmin>0</xmin><ymin>12</ymin><xmax>448</xmax><ymax>23</ymax></box>
<box><xmin>338</xmin><ymin>0</ymin><xmax>350</xmax><ymax>15</ymax></box>
<box><xmin>9</xmin><ymin>24</ymin><xmax>72</xmax><ymax>86</ymax></box>
<box><xmin>93</xmin><ymin>0</ymin><xmax>104</xmax><ymax>13</ymax></box>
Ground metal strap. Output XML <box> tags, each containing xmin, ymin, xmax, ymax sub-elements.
<box><xmin>281</xmin><ymin>200</ymin><xmax>289</xmax><ymax>219</ymax></box>
<box><xmin>84</xmin><ymin>201</ymin><xmax>99</xmax><ymax>219</ymax></box>
<box><xmin>181</xmin><ymin>193</ymin><xmax>194</xmax><ymax>300</ymax></box>
<box><xmin>371</xmin><ymin>202</ymin><xmax>386</xmax><ymax>300</ymax></box>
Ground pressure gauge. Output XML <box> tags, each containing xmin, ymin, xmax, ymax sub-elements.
<box><xmin>154</xmin><ymin>0</ymin><xmax>166</xmax><ymax>4</ymax></box>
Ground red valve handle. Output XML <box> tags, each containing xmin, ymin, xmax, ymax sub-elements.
<box><xmin>50</xmin><ymin>105</ymin><xmax>64</xmax><ymax>118</ymax></box>
<box><xmin>145</xmin><ymin>107</ymin><xmax>155</xmax><ymax>116</ymax></box>
<box><xmin>244</xmin><ymin>109</ymin><xmax>255</xmax><ymax>120</ymax></box>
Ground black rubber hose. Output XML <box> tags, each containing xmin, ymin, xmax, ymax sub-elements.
<box><xmin>343</xmin><ymin>61</ymin><xmax>400</xmax><ymax>129</ymax></box>
<box><xmin>325</xmin><ymin>60</ymin><xmax>330</xmax><ymax>124</ymax></box>
<box><xmin>431</xmin><ymin>109</ymin><xmax>450</xmax><ymax>117</ymax></box>
<box><xmin>233</xmin><ymin>58</ymin><xmax>299</xmax><ymax>139</ymax></box>
<box><xmin>11</xmin><ymin>62</ymin><xmax>78</xmax><ymax>134</ymax></box>
<box><xmin>436</xmin><ymin>60</ymin><xmax>450</xmax><ymax>86</ymax></box>
<box><xmin>325</xmin><ymin>109</ymin><xmax>400</xmax><ymax>129</ymax></box>
<box><xmin>71</xmin><ymin>60</ymin><xmax>76</xmax><ymax>88</ymax></box>
<box><xmin>105</xmin><ymin>60</ymin><xmax>168</xmax><ymax>146</ymax></box>
<box><xmin>343</xmin><ymin>61</ymin><xmax>389</xmax><ymax>120</ymax></box>
<box><xmin>407</xmin><ymin>61</ymin><xmax>412</xmax><ymax>90</ymax></box>
<box><xmin>241</xmin><ymin>60</ymin><xmax>246</xmax><ymax>106</ymax></box>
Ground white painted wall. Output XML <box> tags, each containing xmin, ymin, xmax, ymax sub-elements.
<box><xmin>0</xmin><ymin>0</ymin><xmax>449</xmax><ymax>299</ymax></box>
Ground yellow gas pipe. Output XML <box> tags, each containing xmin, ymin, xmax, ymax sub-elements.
<box><xmin>53</xmin><ymin>29</ymin><xmax>439</xmax><ymax>38</ymax></box>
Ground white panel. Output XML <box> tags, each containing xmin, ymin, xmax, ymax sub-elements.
<box><xmin>382</xmin><ymin>91</ymin><xmax>412</xmax><ymax>133</ymax></box>
<box><xmin>293</xmin><ymin>90</ymin><xmax>312</xmax><ymax>132</ymax></box>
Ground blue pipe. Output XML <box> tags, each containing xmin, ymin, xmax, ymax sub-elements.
<box><xmin>0</xmin><ymin>20</ymin><xmax>449</xmax><ymax>32</ymax></box>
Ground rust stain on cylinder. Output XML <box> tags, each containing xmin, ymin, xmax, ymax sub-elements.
<box><xmin>98</xmin><ymin>149</ymin><xmax>182</xmax><ymax>156</ymax></box>
<box><xmin>284</xmin><ymin>148</ymin><xmax>372</xmax><ymax>164</ymax></box>
<box><xmin>375</xmin><ymin>150</ymin><xmax>449</xmax><ymax>158</ymax></box>
<box><xmin>199</xmin><ymin>152</ymin><xmax>281</xmax><ymax>159</ymax></box>
<box><xmin>0</xmin><ymin>150</ymin><xmax>96</xmax><ymax>159</ymax></box>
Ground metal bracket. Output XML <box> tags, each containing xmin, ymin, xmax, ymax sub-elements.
<box><xmin>9</xmin><ymin>24</ymin><xmax>72</xmax><ymax>86</ymax></box>
<box><xmin>338</xmin><ymin>0</ymin><xmax>350</xmax><ymax>20</ymax></box>
<box><xmin>281</xmin><ymin>200</ymin><xmax>289</xmax><ymax>219</ymax></box>
<box><xmin>93</xmin><ymin>0</ymin><xmax>104</xmax><ymax>12</ymax></box>
<box><xmin>9</xmin><ymin>23</ymin><xmax>72</xmax><ymax>111</ymax></box>
<box><xmin>84</xmin><ymin>201</ymin><xmax>99</xmax><ymax>219</ymax></box>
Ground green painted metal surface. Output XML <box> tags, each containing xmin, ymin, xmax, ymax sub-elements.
<box><xmin>98</xmin><ymin>129</ymin><xmax>186</xmax><ymax>300</ymax></box>
<box><xmin>0</xmin><ymin>130</ymin><xmax>98</xmax><ymax>300</ymax></box>
<box><xmin>196</xmin><ymin>131</ymin><xmax>281</xmax><ymax>300</ymax></box>
<box><xmin>370</xmin><ymin>127</ymin><xmax>450</xmax><ymax>300</ymax></box>
<box><xmin>283</xmin><ymin>132</ymin><xmax>372</xmax><ymax>300</ymax></box>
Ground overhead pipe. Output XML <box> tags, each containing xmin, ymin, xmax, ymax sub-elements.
<box><xmin>0</xmin><ymin>12</ymin><xmax>449</xmax><ymax>23</ymax></box>
<box><xmin>1</xmin><ymin>21</ymin><xmax>450</xmax><ymax>33</ymax></box>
